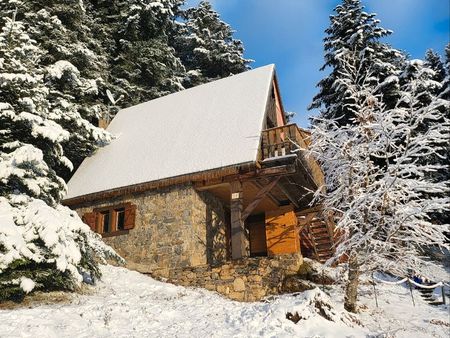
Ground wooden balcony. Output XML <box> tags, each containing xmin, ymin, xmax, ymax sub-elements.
<box><xmin>259</xmin><ymin>123</ymin><xmax>325</xmax><ymax>208</ymax></box>
<box><xmin>260</xmin><ymin>123</ymin><xmax>311</xmax><ymax>161</ymax></box>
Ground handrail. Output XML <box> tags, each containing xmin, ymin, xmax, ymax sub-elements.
<box><xmin>260</xmin><ymin>124</ymin><xmax>301</xmax><ymax>160</ymax></box>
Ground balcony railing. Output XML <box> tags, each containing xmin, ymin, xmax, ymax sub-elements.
<box><xmin>260</xmin><ymin>123</ymin><xmax>310</xmax><ymax>160</ymax></box>
<box><xmin>260</xmin><ymin>123</ymin><xmax>325</xmax><ymax>188</ymax></box>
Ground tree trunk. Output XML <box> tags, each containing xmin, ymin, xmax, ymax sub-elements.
<box><xmin>344</xmin><ymin>255</ymin><xmax>360</xmax><ymax>313</ymax></box>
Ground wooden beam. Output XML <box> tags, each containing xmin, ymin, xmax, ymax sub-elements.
<box><xmin>276</xmin><ymin>178</ymin><xmax>300</xmax><ymax>209</ymax></box>
<box><xmin>195</xmin><ymin>182</ymin><xmax>229</xmax><ymax>192</ymax></box>
<box><xmin>194</xmin><ymin>164</ymin><xmax>296</xmax><ymax>191</ymax></box>
<box><xmin>230</xmin><ymin>181</ymin><xmax>247</xmax><ymax>259</ymax></box>
<box><xmin>252</xmin><ymin>180</ymin><xmax>281</xmax><ymax>207</ymax></box>
<box><xmin>241</xmin><ymin>177</ymin><xmax>280</xmax><ymax>222</ymax></box>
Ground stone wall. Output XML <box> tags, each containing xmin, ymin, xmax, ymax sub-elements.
<box><xmin>164</xmin><ymin>253</ymin><xmax>303</xmax><ymax>302</ymax></box>
<box><xmin>74</xmin><ymin>184</ymin><xmax>228</xmax><ymax>276</ymax></box>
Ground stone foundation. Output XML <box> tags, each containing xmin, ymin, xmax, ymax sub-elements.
<box><xmin>163</xmin><ymin>253</ymin><xmax>303</xmax><ymax>301</ymax></box>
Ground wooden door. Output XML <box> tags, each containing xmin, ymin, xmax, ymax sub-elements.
<box><xmin>265</xmin><ymin>206</ymin><xmax>299</xmax><ymax>256</ymax></box>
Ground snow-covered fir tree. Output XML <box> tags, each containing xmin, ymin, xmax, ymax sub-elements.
<box><xmin>0</xmin><ymin>13</ymin><xmax>119</xmax><ymax>301</ymax></box>
<box><xmin>0</xmin><ymin>0</ymin><xmax>111</xmax><ymax>180</ymax></box>
<box><xmin>309</xmin><ymin>53</ymin><xmax>450</xmax><ymax>312</ymax></box>
<box><xmin>174</xmin><ymin>1</ymin><xmax>251</xmax><ymax>87</ymax></box>
<box><xmin>424</xmin><ymin>49</ymin><xmax>446</xmax><ymax>83</ymax></box>
<box><xmin>440</xmin><ymin>43</ymin><xmax>450</xmax><ymax>100</ymax></box>
<box><xmin>309</xmin><ymin>0</ymin><xmax>404</xmax><ymax>126</ymax></box>
<box><xmin>88</xmin><ymin>0</ymin><xmax>186</xmax><ymax>107</ymax></box>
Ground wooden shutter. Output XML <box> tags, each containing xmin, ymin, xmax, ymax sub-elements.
<box><xmin>124</xmin><ymin>204</ymin><xmax>137</xmax><ymax>230</ymax></box>
<box><xmin>82</xmin><ymin>212</ymin><xmax>97</xmax><ymax>231</ymax></box>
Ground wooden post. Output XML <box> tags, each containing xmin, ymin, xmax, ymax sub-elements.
<box><xmin>408</xmin><ymin>279</ymin><xmax>415</xmax><ymax>307</ymax></box>
<box><xmin>372</xmin><ymin>273</ymin><xmax>379</xmax><ymax>308</ymax></box>
<box><xmin>230</xmin><ymin>181</ymin><xmax>247</xmax><ymax>259</ymax></box>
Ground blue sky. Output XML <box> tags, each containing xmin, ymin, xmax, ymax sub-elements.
<box><xmin>185</xmin><ymin>0</ymin><xmax>449</xmax><ymax>128</ymax></box>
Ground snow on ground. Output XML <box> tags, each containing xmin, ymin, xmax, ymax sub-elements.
<box><xmin>0</xmin><ymin>265</ymin><xmax>448</xmax><ymax>338</ymax></box>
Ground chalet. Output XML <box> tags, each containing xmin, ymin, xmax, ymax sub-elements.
<box><xmin>64</xmin><ymin>65</ymin><xmax>336</xmax><ymax>301</ymax></box>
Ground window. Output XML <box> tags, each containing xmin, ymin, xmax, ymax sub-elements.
<box><xmin>101</xmin><ymin>211</ymin><xmax>111</xmax><ymax>233</ymax></box>
<box><xmin>82</xmin><ymin>203</ymin><xmax>136</xmax><ymax>237</ymax></box>
<box><xmin>115</xmin><ymin>208</ymin><xmax>125</xmax><ymax>231</ymax></box>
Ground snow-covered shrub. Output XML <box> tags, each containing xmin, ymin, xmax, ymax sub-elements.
<box><xmin>285</xmin><ymin>289</ymin><xmax>359</xmax><ymax>327</ymax></box>
<box><xmin>0</xmin><ymin>195</ymin><xmax>121</xmax><ymax>301</ymax></box>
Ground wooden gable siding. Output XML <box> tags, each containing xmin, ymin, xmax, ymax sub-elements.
<box><xmin>272</xmin><ymin>78</ymin><xmax>286</xmax><ymax>127</ymax></box>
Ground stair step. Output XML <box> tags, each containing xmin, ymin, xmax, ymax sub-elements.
<box><xmin>311</xmin><ymin>230</ymin><xmax>329</xmax><ymax>236</ymax></box>
<box><xmin>310</xmin><ymin>224</ymin><xmax>325</xmax><ymax>228</ymax></box>
<box><xmin>316</xmin><ymin>252</ymin><xmax>333</xmax><ymax>257</ymax></box>
<box><xmin>315</xmin><ymin>243</ymin><xmax>332</xmax><ymax>249</ymax></box>
<box><xmin>313</xmin><ymin>236</ymin><xmax>332</xmax><ymax>242</ymax></box>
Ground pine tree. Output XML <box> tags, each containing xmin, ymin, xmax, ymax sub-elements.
<box><xmin>310</xmin><ymin>56</ymin><xmax>449</xmax><ymax>312</ymax></box>
<box><xmin>309</xmin><ymin>0</ymin><xmax>404</xmax><ymax>126</ymax></box>
<box><xmin>174</xmin><ymin>1</ymin><xmax>251</xmax><ymax>87</ymax></box>
<box><xmin>0</xmin><ymin>12</ymin><xmax>119</xmax><ymax>301</ymax></box>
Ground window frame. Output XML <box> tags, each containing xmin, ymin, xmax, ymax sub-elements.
<box><xmin>93</xmin><ymin>203</ymin><xmax>132</xmax><ymax>237</ymax></box>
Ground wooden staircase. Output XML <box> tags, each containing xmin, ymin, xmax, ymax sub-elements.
<box><xmin>297</xmin><ymin>207</ymin><xmax>335</xmax><ymax>263</ymax></box>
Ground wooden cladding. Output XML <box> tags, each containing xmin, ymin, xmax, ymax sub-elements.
<box><xmin>82</xmin><ymin>202</ymin><xmax>136</xmax><ymax>236</ymax></box>
<box><xmin>265</xmin><ymin>206</ymin><xmax>300</xmax><ymax>256</ymax></box>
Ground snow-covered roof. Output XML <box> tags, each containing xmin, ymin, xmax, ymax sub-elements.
<box><xmin>65</xmin><ymin>65</ymin><xmax>276</xmax><ymax>200</ymax></box>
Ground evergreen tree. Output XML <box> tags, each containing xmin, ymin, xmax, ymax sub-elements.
<box><xmin>424</xmin><ymin>49</ymin><xmax>446</xmax><ymax>83</ymax></box>
<box><xmin>89</xmin><ymin>0</ymin><xmax>186</xmax><ymax>107</ymax></box>
<box><xmin>0</xmin><ymin>15</ymin><xmax>68</xmax><ymax>204</ymax></box>
<box><xmin>0</xmin><ymin>0</ymin><xmax>111</xmax><ymax>180</ymax></box>
<box><xmin>440</xmin><ymin>43</ymin><xmax>450</xmax><ymax>100</ymax></box>
<box><xmin>0</xmin><ymin>11</ymin><xmax>119</xmax><ymax>301</ymax></box>
<box><xmin>309</xmin><ymin>0</ymin><xmax>404</xmax><ymax>125</ymax></box>
<box><xmin>174</xmin><ymin>1</ymin><xmax>251</xmax><ymax>87</ymax></box>
<box><xmin>310</xmin><ymin>56</ymin><xmax>449</xmax><ymax>312</ymax></box>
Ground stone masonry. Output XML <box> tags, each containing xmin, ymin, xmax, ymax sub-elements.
<box><xmin>164</xmin><ymin>253</ymin><xmax>303</xmax><ymax>302</ymax></box>
<box><xmin>75</xmin><ymin>184</ymin><xmax>228</xmax><ymax>276</ymax></box>
<box><xmin>74</xmin><ymin>184</ymin><xmax>304</xmax><ymax>301</ymax></box>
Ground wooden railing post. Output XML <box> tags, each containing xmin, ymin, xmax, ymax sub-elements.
<box><xmin>261</xmin><ymin>123</ymin><xmax>303</xmax><ymax>161</ymax></box>
<box><xmin>230</xmin><ymin>181</ymin><xmax>247</xmax><ymax>259</ymax></box>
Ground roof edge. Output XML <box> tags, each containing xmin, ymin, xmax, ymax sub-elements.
<box><xmin>63</xmin><ymin>161</ymin><xmax>257</xmax><ymax>207</ymax></box>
